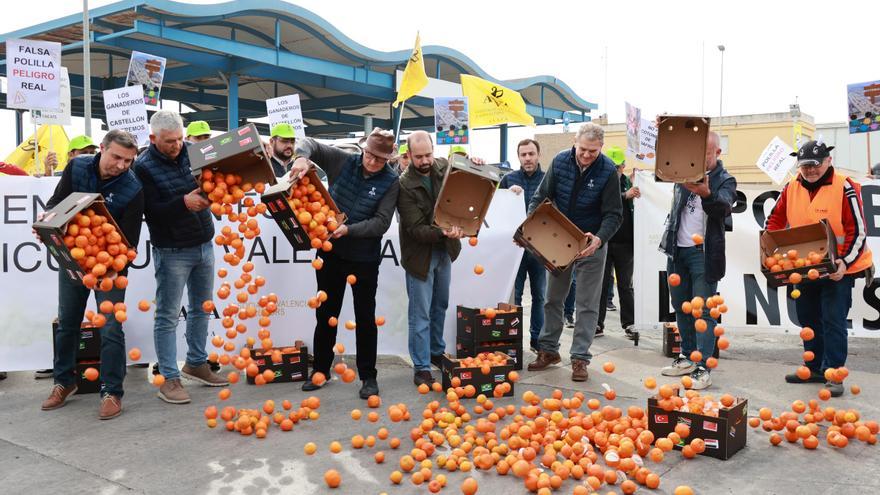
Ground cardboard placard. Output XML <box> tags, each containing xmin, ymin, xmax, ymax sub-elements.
<box><xmin>654</xmin><ymin>115</ymin><xmax>711</xmax><ymax>183</ymax></box>
<box><xmin>189</xmin><ymin>124</ymin><xmax>277</xmax><ymax>187</ymax></box>
<box><xmin>261</xmin><ymin>168</ymin><xmax>346</xmax><ymax>251</ymax></box>
<box><xmin>433</xmin><ymin>155</ymin><xmax>502</xmax><ymax>236</ymax></box>
<box><xmin>441</xmin><ymin>352</ymin><xmax>515</xmax><ymax>398</ymax></box>
<box><xmin>246</xmin><ymin>342</ymin><xmax>309</xmax><ymax>384</ymax></box>
<box><xmin>759</xmin><ymin>220</ymin><xmax>837</xmax><ymax>287</ymax></box>
<box><xmin>103</xmin><ymin>85</ymin><xmax>150</xmax><ymax>147</ymax></box>
<box><xmin>5</xmin><ymin>38</ymin><xmax>62</xmax><ymax>111</ymax></box>
<box><xmin>514</xmin><ymin>199</ymin><xmax>589</xmax><ymax>275</ymax></box>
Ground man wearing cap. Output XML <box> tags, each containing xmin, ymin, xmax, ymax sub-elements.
<box><xmin>269</xmin><ymin>123</ymin><xmax>297</xmax><ymax>177</ymax></box>
<box><xmin>185</xmin><ymin>121</ymin><xmax>212</xmax><ymax>144</ymax></box>
<box><xmin>287</xmin><ymin>128</ymin><xmax>400</xmax><ymax>400</ymax></box>
<box><xmin>767</xmin><ymin>140</ymin><xmax>873</xmax><ymax>397</ymax></box>
<box><xmin>393</xmin><ymin>143</ymin><xmax>410</xmax><ymax>175</ymax></box>
<box><xmin>499</xmin><ymin>138</ymin><xmax>546</xmax><ymax>352</ymax></box>
<box><xmin>660</xmin><ymin>131</ymin><xmax>736</xmax><ymax>390</ymax></box>
<box><xmin>596</xmin><ymin>146</ymin><xmax>639</xmax><ymax>340</ymax></box>
<box><xmin>448</xmin><ymin>145</ymin><xmax>469</xmax><ymax>160</ymax></box>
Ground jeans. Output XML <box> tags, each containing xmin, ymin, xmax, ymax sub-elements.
<box><xmin>598</xmin><ymin>242</ymin><xmax>635</xmax><ymax>329</ymax></box>
<box><xmin>54</xmin><ymin>270</ymin><xmax>127</xmax><ymax>396</ymax></box>
<box><xmin>514</xmin><ymin>251</ymin><xmax>546</xmax><ymax>342</ymax></box>
<box><xmin>406</xmin><ymin>249</ymin><xmax>452</xmax><ymax>371</ymax></box>
<box><xmin>152</xmin><ymin>242</ymin><xmax>214</xmax><ymax>380</ymax></box>
<box><xmin>312</xmin><ymin>251</ymin><xmax>380</xmax><ymax>380</ymax></box>
<box><xmin>540</xmin><ymin>244</ymin><xmax>607</xmax><ymax>363</ymax></box>
<box><xmin>795</xmin><ymin>276</ymin><xmax>854</xmax><ymax>371</ymax></box>
<box><xmin>563</xmin><ymin>276</ymin><xmax>576</xmax><ymax>318</ymax></box>
<box><xmin>668</xmin><ymin>246</ymin><xmax>717</xmax><ymax>368</ymax></box>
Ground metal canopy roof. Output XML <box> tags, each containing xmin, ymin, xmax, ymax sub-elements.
<box><xmin>1</xmin><ymin>0</ymin><xmax>596</xmax><ymax>138</ymax></box>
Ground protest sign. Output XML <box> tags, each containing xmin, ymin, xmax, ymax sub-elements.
<box><xmin>266</xmin><ymin>94</ymin><xmax>306</xmax><ymax>137</ymax></box>
<box><xmin>756</xmin><ymin>136</ymin><xmax>796</xmax><ymax>184</ymax></box>
<box><xmin>103</xmin><ymin>85</ymin><xmax>150</xmax><ymax>146</ymax></box>
<box><xmin>5</xmin><ymin>38</ymin><xmax>61</xmax><ymax>111</ymax></box>
<box><xmin>33</xmin><ymin>67</ymin><xmax>71</xmax><ymax>125</ymax></box>
<box><xmin>125</xmin><ymin>51</ymin><xmax>166</xmax><ymax>106</ymax></box>
<box><xmin>434</xmin><ymin>96</ymin><xmax>469</xmax><ymax>145</ymax></box>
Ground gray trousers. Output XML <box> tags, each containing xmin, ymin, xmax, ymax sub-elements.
<box><xmin>539</xmin><ymin>243</ymin><xmax>608</xmax><ymax>363</ymax></box>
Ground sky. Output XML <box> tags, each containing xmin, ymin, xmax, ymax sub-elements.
<box><xmin>1</xmin><ymin>0</ymin><xmax>876</xmax><ymax>160</ymax></box>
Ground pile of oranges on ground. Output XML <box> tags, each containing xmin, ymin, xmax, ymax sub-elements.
<box><xmin>204</xmin><ymin>396</ymin><xmax>322</xmax><ymax>438</ymax></box>
<box><xmin>64</xmin><ymin>208</ymin><xmax>137</xmax><ymax>298</ymax></box>
<box><xmin>285</xmin><ymin>175</ymin><xmax>339</xmax><ymax>252</ymax></box>
<box><xmin>750</xmin><ymin>398</ymin><xmax>877</xmax><ymax>450</ymax></box>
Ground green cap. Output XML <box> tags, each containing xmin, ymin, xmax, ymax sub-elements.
<box><xmin>68</xmin><ymin>135</ymin><xmax>95</xmax><ymax>152</ymax></box>
<box><xmin>606</xmin><ymin>146</ymin><xmax>626</xmax><ymax>166</ymax></box>
<box><xmin>270</xmin><ymin>123</ymin><xmax>296</xmax><ymax>139</ymax></box>
<box><xmin>449</xmin><ymin>145</ymin><xmax>468</xmax><ymax>157</ymax></box>
<box><xmin>397</xmin><ymin>143</ymin><xmax>408</xmax><ymax>155</ymax></box>
<box><xmin>186</xmin><ymin>120</ymin><xmax>212</xmax><ymax>137</ymax></box>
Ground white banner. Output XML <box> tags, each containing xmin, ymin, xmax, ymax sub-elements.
<box><xmin>633</xmin><ymin>171</ymin><xmax>880</xmax><ymax>337</ymax></box>
<box><xmin>5</xmin><ymin>38</ymin><xmax>61</xmax><ymax>111</ymax></box>
<box><xmin>0</xmin><ymin>177</ymin><xmax>524</xmax><ymax>371</ymax></box>
<box><xmin>266</xmin><ymin>94</ymin><xmax>305</xmax><ymax>137</ymax></box>
<box><xmin>756</xmin><ymin>136</ymin><xmax>796</xmax><ymax>185</ymax></box>
<box><xmin>103</xmin><ymin>86</ymin><xmax>150</xmax><ymax>147</ymax></box>
<box><xmin>34</xmin><ymin>67</ymin><xmax>71</xmax><ymax>125</ymax></box>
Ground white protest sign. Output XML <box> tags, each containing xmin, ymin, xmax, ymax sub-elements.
<box><xmin>103</xmin><ymin>85</ymin><xmax>150</xmax><ymax>146</ymax></box>
<box><xmin>266</xmin><ymin>94</ymin><xmax>306</xmax><ymax>137</ymax></box>
<box><xmin>756</xmin><ymin>136</ymin><xmax>796</xmax><ymax>185</ymax></box>
<box><xmin>638</xmin><ymin>118</ymin><xmax>657</xmax><ymax>165</ymax></box>
<box><xmin>6</xmin><ymin>38</ymin><xmax>61</xmax><ymax>111</ymax></box>
<box><xmin>34</xmin><ymin>67</ymin><xmax>71</xmax><ymax>125</ymax></box>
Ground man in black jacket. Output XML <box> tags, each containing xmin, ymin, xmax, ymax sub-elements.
<box><xmin>135</xmin><ymin>110</ymin><xmax>227</xmax><ymax>405</ymax></box>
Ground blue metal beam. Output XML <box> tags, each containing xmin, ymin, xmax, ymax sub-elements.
<box><xmin>227</xmin><ymin>73</ymin><xmax>239</xmax><ymax>130</ymax></box>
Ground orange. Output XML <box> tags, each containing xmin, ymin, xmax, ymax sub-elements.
<box><xmin>153</xmin><ymin>375</ymin><xmax>165</xmax><ymax>387</ymax></box>
<box><xmin>345</xmin><ymin>320</ymin><xmax>356</xmax><ymax>330</ymax></box>
<box><xmin>473</xmin><ymin>264</ymin><xmax>484</xmax><ymax>275</ymax></box>
<box><xmin>83</xmin><ymin>367</ymin><xmax>99</xmax><ymax>381</ymax></box>
<box><xmin>328</xmin><ymin>316</ymin><xmax>338</xmax><ymax>327</ymax></box>
<box><xmin>323</xmin><ymin>469</ymin><xmax>341</xmax><ymax>488</ymax></box>
<box><xmin>367</xmin><ymin>395</ymin><xmax>381</xmax><ymax>408</ymax></box>
<box><xmin>807</xmin><ymin>268</ymin><xmax>820</xmax><ymax>280</ymax></box>
<box><xmin>800</xmin><ymin>327</ymin><xmax>814</xmax><ymax>341</ymax></box>
<box><xmin>689</xmin><ymin>350</ymin><xmax>702</xmax><ymax>363</ymax></box>
<box><xmin>375</xmin><ymin>316</ymin><xmax>386</xmax><ymax>326</ymax></box>
<box><xmin>137</xmin><ymin>300</ymin><xmax>151</xmax><ymax>312</ymax></box>
<box><xmin>347</xmin><ymin>274</ymin><xmax>357</xmax><ymax>285</ymax></box>
<box><xmin>304</xmin><ymin>442</ymin><xmax>317</xmax><ymax>455</ymax></box>
<box><xmin>128</xmin><ymin>348</ymin><xmax>141</xmax><ymax>361</ymax></box>
<box><xmin>851</xmin><ymin>384</ymin><xmax>861</xmax><ymax>395</ymax></box>
<box><xmin>468</xmin><ymin>237</ymin><xmax>478</xmax><ymax>247</ymax></box>
<box><xmin>803</xmin><ymin>351</ymin><xmax>815</xmax><ymax>362</ymax></box>
<box><xmin>668</xmin><ymin>273</ymin><xmax>681</xmax><ymax>286</ymax></box>
<box><xmin>374</xmin><ymin>451</ymin><xmax>385</xmax><ymax>464</ymax></box>
<box><xmin>99</xmin><ymin>300</ymin><xmax>114</xmax><ymax>314</ymax></box>
<box><xmin>691</xmin><ymin>234</ymin><xmax>703</xmax><ymax>245</ymax></box>
<box><xmin>218</xmin><ymin>388</ymin><xmax>231</xmax><ymax>400</ymax></box>
<box><xmin>789</xmin><ymin>272</ymin><xmax>802</xmax><ymax>284</ymax></box>
<box><xmin>311</xmin><ymin>258</ymin><xmax>324</xmax><ymax>270</ymax></box>
<box><xmin>602</xmin><ymin>362</ymin><xmax>615</xmax><ymax>373</ymax></box>
<box><xmin>460</xmin><ymin>477</ymin><xmax>478</xmax><ymax>495</ymax></box>
<box><xmin>312</xmin><ymin>372</ymin><xmax>327</xmax><ymax>386</ymax></box>
<box><xmin>694</xmin><ymin>318</ymin><xmax>708</xmax><ymax>333</ymax></box>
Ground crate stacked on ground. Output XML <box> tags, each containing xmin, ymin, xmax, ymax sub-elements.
<box><xmin>441</xmin><ymin>352</ymin><xmax>516</xmax><ymax>398</ymax></box>
<box><xmin>246</xmin><ymin>340</ymin><xmax>309</xmax><ymax>384</ymax></box>
<box><xmin>52</xmin><ymin>318</ymin><xmax>102</xmax><ymax>394</ymax></box>
<box><xmin>455</xmin><ymin>303</ymin><xmax>523</xmax><ymax>370</ymax></box>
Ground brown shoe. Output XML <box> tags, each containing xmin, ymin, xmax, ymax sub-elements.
<box><xmin>99</xmin><ymin>394</ymin><xmax>122</xmax><ymax>420</ymax></box>
<box><xmin>41</xmin><ymin>383</ymin><xmax>78</xmax><ymax>410</ymax></box>
<box><xmin>528</xmin><ymin>351</ymin><xmax>562</xmax><ymax>371</ymax></box>
<box><xmin>571</xmin><ymin>359</ymin><xmax>589</xmax><ymax>382</ymax></box>
<box><xmin>181</xmin><ymin>363</ymin><xmax>229</xmax><ymax>387</ymax></box>
<box><xmin>158</xmin><ymin>378</ymin><xmax>191</xmax><ymax>404</ymax></box>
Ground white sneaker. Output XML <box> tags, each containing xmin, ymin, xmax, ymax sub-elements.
<box><xmin>661</xmin><ymin>355</ymin><xmax>696</xmax><ymax>377</ymax></box>
<box><xmin>689</xmin><ymin>367</ymin><xmax>712</xmax><ymax>390</ymax></box>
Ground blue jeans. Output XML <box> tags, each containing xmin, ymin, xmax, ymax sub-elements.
<box><xmin>668</xmin><ymin>246</ymin><xmax>717</xmax><ymax>368</ymax></box>
<box><xmin>152</xmin><ymin>242</ymin><xmax>214</xmax><ymax>380</ymax></box>
<box><xmin>406</xmin><ymin>249</ymin><xmax>451</xmax><ymax>371</ymax></box>
<box><xmin>795</xmin><ymin>276</ymin><xmax>854</xmax><ymax>371</ymax></box>
<box><xmin>563</xmin><ymin>276</ymin><xmax>576</xmax><ymax>318</ymax></box>
<box><xmin>514</xmin><ymin>251</ymin><xmax>546</xmax><ymax>342</ymax></box>
<box><xmin>54</xmin><ymin>270</ymin><xmax>127</xmax><ymax>396</ymax></box>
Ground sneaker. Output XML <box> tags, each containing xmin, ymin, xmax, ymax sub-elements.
<box><xmin>430</xmin><ymin>354</ymin><xmax>444</xmax><ymax>369</ymax></box>
<box><xmin>157</xmin><ymin>378</ymin><xmax>190</xmax><ymax>404</ymax></box>
<box><xmin>690</xmin><ymin>367</ymin><xmax>712</xmax><ymax>390</ymax></box>
<box><xmin>181</xmin><ymin>363</ymin><xmax>229</xmax><ymax>387</ymax></box>
<box><xmin>785</xmin><ymin>369</ymin><xmax>825</xmax><ymax>384</ymax></box>
<box><xmin>571</xmin><ymin>359</ymin><xmax>589</xmax><ymax>382</ymax></box>
<box><xmin>99</xmin><ymin>394</ymin><xmax>122</xmax><ymax>420</ymax></box>
<box><xmin>527</xmin><ymin>351</ymin><xmax>562</xmax><ymax>372</ymax></box>
<box><xmin>359</xmin><ymin>379</ymin><xmax>379</xmax><ymax>399</ymax></box>
<box><xmin>302</xmin><ymin>374</ymin><xmax>327</xmax><ymax>392</ymax></box>
<box><xmin>41</xmin><ymin>383</ymin><xmax>78</xmax><ymax>410</ymax></box>
<box><xmin>661</xmin><ymin>356</ymin><xmax>696</xmax><ymax>377</ymax></box>
<box><xmin>34</xmin><ymin>369</ymin><xmax>53</xmax><ymax>379</ymax></box>
<box><xmin>564</xmin><ymin>314</ymin><xmax>575</xmax><ymax>327</ymax></box>
<box><xmin>594</xmin><ymin>325</ymin><xmax>604</xmax><ymax>338</ymax></box>
<box><xmin>825</xmin><ymin>381</ymin><xmax>844</xmax><ymax>397</ymax></box>
<box><xmin>413</xmin><ymin>370</ymin><xmax>435</xmax><ymax>387</ymax></box>
<box><xmin>607</xmin><ymin>302</ymin><xmax>617</xmax><ymax>311</ymax></box>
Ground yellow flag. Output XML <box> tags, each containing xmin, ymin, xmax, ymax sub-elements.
<box><xmin>4</xmin><ymin>124</ymin><xmax>70</xmax><ymax>175</ymax></box>
<box><xmin>460</xmin><ymin>75</ymin><xmax>535</xmax><ymax>128</ymax></box>
<box><xmin>393</xmin><ymin>33</ymin><xmax>428</xmax><ymax>108</ymax></box>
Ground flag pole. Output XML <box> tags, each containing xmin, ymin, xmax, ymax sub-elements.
<box><xmin>394</xmin><ymin>101</ymin><xmax>406</xmax><ymax>142</ymax></box>
<box><xmin>33</xmin><ymin>120</ymin><xmax>40</xmax><ymax>177</ymax></box>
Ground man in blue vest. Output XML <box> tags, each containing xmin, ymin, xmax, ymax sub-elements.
<box><xmin>500</xmin><ymin>138</ymin><xmax>546</xmax><ymax>352</ymax></box>
<box><xmin>135</xmin><ymin>110</ymin><xmax>228</xmax><ymax>405</ymax></box>
<box><xmin>525</xmin><ymin>123</ymin><xmax>623</xmax><ymax>382</ymax></box>
<box><xmin>40</xmin><ymin>130</ymin><xmax>143</xmax><ymax>420</ymax></box>
<box><xmin>288</xmin><ymin>128</ymin><xmax>400</xmax><ymax>400</ymax></box>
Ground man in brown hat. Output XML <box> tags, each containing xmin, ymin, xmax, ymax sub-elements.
<box><xmin>288</xmin><ymin>128</ymin><xmax>400</xmax><ymax>400</ymax></box>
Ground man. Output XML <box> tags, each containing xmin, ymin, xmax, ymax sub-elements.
<box><xmin>499</xmin><ymin>138</ymin><xmax>546</xmax><ymax>352</ymax></box>
<box><xmin>185</xmin><ymin>120</ymin><xmax>212</xmax><ymax>143</ymax></box>
<box><xmin>394</xmin><ymin>143</ymin><xmax>410</xmax><ymax>174</ymax></box>
<box><xmin>268</xmin><ymin>123</ymin><xmax>297</xmax><ymax>177</ymax></box>
<box><xmin>597</xmin><ymin>146</ymin><xmax>639</xmax><ymax>339</ymax></box>
<box><xmin>660</xmin><ymin>131</ymin><xmax>737</xmax><ymax>390</ymax></box>
<box><xmin>288</xmin><ymin>128</ymin><xmax>399</xmax><ymax>399</ymax></box>
<box><xmin>135</xmin><ymin>110</ymin><xmax>227</xmax><ymax>404</ymax></box>
<box><xmin>767</xmin><ymin>140</ymin><xmax>872</xmax><ymax>397</ymax></box>
<box><xmin>526</xmin><ymin>123</ymin><xmax>622</xmax><ymax>382</ymax></box>
<box><xmin>40</xmin><ymin>130</ymin><xmax>143</xmax><ymax>419</ymax></box>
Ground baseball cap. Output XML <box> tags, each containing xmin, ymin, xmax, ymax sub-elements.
<box><xmin>606</xmin><ymin>146</ymin><xmax>626</xmax><ymax>166</ymax></box>
<box><xmin>790</xmin><ymin>140</ymin><xmax>834</xmax><ymax>166</ymax></box>
<box><xmin>68</xmin><ymin>135</ymin><xmax>95</xmax><ymax>152</ymax></box>
<box><xmin>449</xmin><ymin>145</ymin><xmax>468</xmax><ymax>157</ymax></box>
<box><xmin>270</xmin><ymin>123</ymin><xmax>296</xmax><ymax>139</ymax></box>
<box><xmin>186</xmin><ymin>120</ymin><xmax>211</xmax><ymax>137</ymax></box>
<box><xmin>397</xmin><ymin>143</ymin><xmax>408</xmax><ymax>156</ymax></box>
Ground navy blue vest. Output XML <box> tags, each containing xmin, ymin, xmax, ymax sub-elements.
<box><xmin>69</xmin><ymin>154</ymin><xmax>142</xmax><ymax>219</ymax></box>
<box><xmin>551</xmin><ymin>148</ymin><xmax>616</xmax><ymax>234</ymax></box>
<box><xmin>328</xmin><ymin>154</ymin><xmax>398</xmax><ymax>262</ymax></box>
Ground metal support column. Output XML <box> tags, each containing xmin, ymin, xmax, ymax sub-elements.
<box><xmin>227</xmin><ymin>73</ymin><xmax>239</xmax><ymax>130</ymax></box>
<box><xmin>499</xmin><ymin>124</ymin><xmax>508</xmax><ymax>163</ymax></box>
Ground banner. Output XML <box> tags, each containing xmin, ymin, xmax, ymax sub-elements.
<box><xmin>460</xmin><ymin>75</ymin><xmax>534</xmax><ymax>128</ymax></box>
<box><xmin>103</xmin><ymin>85</ymin><xmax>150</xmax><ymax>146</ymax></box>
<box><xmin>633</xmin><ymin>172</ymin><xmax>880</xmax><ymax>338</ymax></box>
<box><xmin>266</xmin><ymin>94</ymin><xmax>306</xmax><ymax>137</ymax></box>
<box><xmin>2</xmin><ymin>124</ymin><xmax>69</xmax><ymax>175</ymax></box>
<box><xmin>434</xmin><ymin>96</ymin><xmax>469</xmax><ymax>145</ymax></box>
<box><xmin>125</xmin><ymin>51</ymin><xmax>166</xmax><ymax>106</ymax></box>
<box><xmin>34</xmin><ymin>67</ymin><xmax>71</xmax><ymax>125</ymax></box>
<box><xmin>755</xmin><ymin>136</ymin><xmax>796</xmax><ymax>185</ymax></box>
<box><xmin>5</xmin><ymin>38</ymin><xmax>61</xmax><ymax>111</ymax></box>
<box><xmin>0</xmin><ymin>177</ymin><xmax>525</xmax><ymax>371</ymax></box>
<box><xmin>846</xmin><ymin>79</ymin><xmax>880</xmax><ymax>134</ymax></box>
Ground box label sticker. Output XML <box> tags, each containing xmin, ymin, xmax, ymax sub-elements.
<box><xmin>200</xmin><ymin>145</ymin><xmax>214</xmax><ymax>154</ymax></box>
<box><xmin>204</xmin><ymin>152</ymin><xmax>217</xmax><ymax>161</ymax></box>
<box><xmin>480</xmin><ymin>383</ymin><xmax>492</xmax><ymax>392</ymax></box>
<box><xmin>494</xmin><ymin>374</ymin><xmax>505</xmax><ymax>382</ymax></box>
<box><xmin>705</xmin><ymin>439</ymin><xmax>720</xmax><ymax>449</ymax></box>
<box><xmin>237</xmin><ymin>126</ymin><xmax>251</xmax><ymax>136</ymax></box>
<box><xmin>239</xmin><ymin>137</ymin><xmax>252</xmax><ymax>147</ymax></box>
<box><xmin>678</xmin><ymin>417</ymin><xmax>692</xmax><ymax>427</ymax></box>
<box><xmin>703</xmin><ymin>421</ymin><xmax>718</xmax><ymax>432</ymax></box>
<box><xmin>220</xmin><ymin>136</ymin><xmax>232</xmax><ymax>145</ymax></box>
<box><xmin>508</xmin><ymin>328</ymin><xmax>519</xmax><ymax>336</ymax></box>
<box><xmin>654</xmin><ymin>414</ymin><xmax>668</xmax><ymax>424</ymax></box>
<box><xmin>511</xmin><ymin>317</ymin><xmax>520</xmax><ymax>327</ymax></box>
<box><xmin>730</xmin><ymin>426</ymin><xmax>737</xmax><ymax>438</ymax></box>
<box><xmin>460</xmin><ymin>371</ymin><xmax>472</xmax><ymax>380</ymax></box>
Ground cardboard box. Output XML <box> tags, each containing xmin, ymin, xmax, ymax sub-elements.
<box><xmin>456</xmin><ymin>303</ymin><xmax>522</xmax><ymax>344</ymax></box>
<box><xmin>441</xmin><ymin>352</ymin><xmax>515</xmax><ymax>398</ymax></box>
<box><xmin>514</xmin><ymin>199</ymin><xmax>589</xmax><ymax>275</ymax></box>
<box><xmin>654</xmin><ymin>115</ymin><xmax>711</xmax><ymax>183</ymax></box>
<box><xmin>647</xmin><ymin>389</ymin><xmax>748</xmax><ymax>460</ymax></box>
<box><xmin>74</xmin><ymin>360</ymin><xmax>101</xmax><ymax>394</ymax></box>
<box><xmin>33</xmin><ymin>193</ymin><xmax>132</xmax><ymax>283</ymax></box>
<box><xmin>261</xmin><ymin>168</ymin><xmax>347</xmax><ymax>251</ymax></box>
<box><xmin>456</xmin><ymin>341</ymin><xmax>523</xmax><ymax>371</ymax></box>
<box><xmin>433</xmin><ymin>155</ymin><xmax>503</xmax><ymax>236</ymax></box>
<box><xmin>189</xmin><ymin>123</ymin><xmax>277</xmax><ymax>187</ymax></box>
<box><xmin>246</xmin><ymin>342</ymin><xmax>309</xmax><ymax>384</ymax></box>
<box><xmin>662</xmin><ymin>323</ymin><xmax>719</xmax><ymax>359</ymax></box>
<box><xmin>52</xmin><ymin>319</ymin><xmax>101</xmax><ymax>360</ymax></box>
<box><xmin>759</xmin><ymin>220</ymin><xmax>838</xmax><ymax>288</ymax></box>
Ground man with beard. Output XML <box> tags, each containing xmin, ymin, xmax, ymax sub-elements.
<box><xmin>268</xmin><ymin>123</ymin><xmax>297</xmax><ymax>177</ymax></box>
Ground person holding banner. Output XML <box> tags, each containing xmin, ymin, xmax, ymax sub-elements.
<box><xmin>500</xmin><ymin>138</ymin><xmax>546</xmax><ymax>352</ymax></box>
<box><xmin>40</xmin><ymin>130</ymin><xmax>144</xmax><ymax>420</ymax></box>
<box><xmin>185</xmin><ymin>121</ymin><xmax>212</xmax><ymax>144</ymax></box>
<box><xmin>526</xmin><ymin>123</ymin><xmax>623</xmax><ymax>382</ymax></box>
<box><xmin>288</xmin><ymin>128</ymin><xmax>400</xmax><ymax>400</ymax></box>
<box><xmin>660</xmin><ymin>131</ymin><xmax>737</xmax><ymax>390</ymax></box>
<box><xmin>767</xmin><ymin>140</ymin><xmax>873</xmax><ymax>397</ymax></box>
<box><xmin>135</xmin><ymin>110</ymin><xmax>227</xmax><ymax>405</ymax></box>
<box><xmin>268</xmin><ymin>123</ymin><xmax>297</xmax><ymax>177</ymax></box>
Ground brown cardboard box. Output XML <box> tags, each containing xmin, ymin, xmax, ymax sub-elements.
<box><xmin>433</xmin><ymin>155</ymin><xmax>502</xmax><ymax>236</ymax></box>
<box><xmin>513</xmin><ymin>199</ymin><xmax>589</xmax><ymax>275</ymax></box>
<box><xmin>654</xmin><ymin>115</ymin><xmax>711</xmax><ymax>183</ymax></box>
<box><xmin>246</xmin><ymin>341</ymin><xmax>309</xmax><ymax>384</ymax></box>
<box><xmin>261</xmin><ymin>168</ymin><xmax>346</xmax><ymax>250</ymax></box>
<box><xmin>188</xmin><ymin>124</ymin><xmax>277</xmax><ymax>187</ymax></box>
<box><xmin>33</xmin><ymin>193</ymin><xmax>132</xmax><ymax>283</ymax></box>
<box><xmin>759</xmin><ymin>220</ymin><xmax>837</xmax><ymax>287</ymax></box>
<box><xmin>441</xmin><ymin>352</ymin><xmax>514</xmax><ymax>398</ymax></box>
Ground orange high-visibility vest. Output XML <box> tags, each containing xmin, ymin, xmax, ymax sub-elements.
<box><xmin>786</xmin><ymin>172</ymin><xmax>873</xmax><ymax>274</ymax></box>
